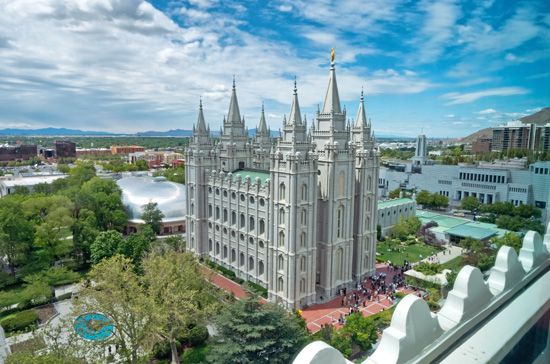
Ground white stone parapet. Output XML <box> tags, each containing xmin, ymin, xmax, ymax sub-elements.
<box><xmin>293</xmin><ymin>224</ymin><xmax>550</xmax><ymax>364</ymax></box>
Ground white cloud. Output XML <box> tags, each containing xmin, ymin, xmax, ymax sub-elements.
<box><xmin>0</xmin><ymin>0</ymin><xmax>433</xmax><ymax>132</ymax></box>
<box><xmin>446</xmin><ymin>114</ymin><xmax>455</xmax><ymax>118</ymax></box>
<box><xmin>442</xmin><ymin>87</ymin><xmax>529</xmax><ymax>105</ymax></box>
<box><xmin>410</xmin><ymin>0</ymin><xmax>461</xmax><ymax>64</ymax></box>
<box><xmin>477</xmin><ymin>108</ymin><xmax>497</xmax><ymax>114</ymax></box>
<box><xmin>278</xmin><ymin>5</ymin><xmax>292</xmax><ymax>12</ymax></box>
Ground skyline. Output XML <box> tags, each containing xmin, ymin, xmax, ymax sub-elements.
<box><xmin>0</xmin><ymin>0</ymin><xmax>549</xmax><ymax>137</ymax></box>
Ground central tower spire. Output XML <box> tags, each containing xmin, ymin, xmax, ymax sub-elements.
<box><xmin>227</xmin><ymin>75</ymin><xmax>242</xmax><ymax>124</ymax></box>
<box><xmin>322</xmin><ymin>49</ymin><xmax>341</xmax><ymax>114</ymax></box>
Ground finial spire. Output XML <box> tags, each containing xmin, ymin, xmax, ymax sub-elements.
<box><xmin>331</xmin><ymin>47</ymin><xmax>335</xmax><ymax>65</ymax></box>
<box><xmin>232</xmin><ymin>75</ymin><xmax>236</xmax><ymax>89</ymax></box>
<box><xmin>322</xmin><ymin>53</ymin><xmax>341</xmax><ymax>113</ymax></box>
<box><xmin>288</xmin><ymin>79</ymin><xmax>302</xmax><ymax>125</ymax></box>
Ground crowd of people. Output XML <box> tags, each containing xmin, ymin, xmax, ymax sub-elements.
<box><xmin>335</xmin><ymin>262</ymin><xmax>414</xmax><ymax>325</ymax></box>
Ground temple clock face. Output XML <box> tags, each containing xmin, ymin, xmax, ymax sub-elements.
<box><xmin>74</xmin><ymin>313</ymin><xmax>115</xmax><ymax>341</ymax></box>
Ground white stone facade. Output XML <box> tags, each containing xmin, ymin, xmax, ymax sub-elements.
<box><xmin>185</xmin><ymin>61</ymin><xmax>379</xmax><ymax>308</ymax></box>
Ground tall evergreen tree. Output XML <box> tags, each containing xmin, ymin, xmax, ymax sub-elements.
<box><xmin>141</xmin><ymin>202</ymin><xmax>165</xmax><ymax>235</ymax></box>
<box><xmin>208</xmin><ymin>297</ymin><xmax>308</xmax><ymax>364</ymax></box>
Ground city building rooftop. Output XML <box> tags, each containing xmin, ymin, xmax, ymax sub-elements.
<box><xmin>378</xmin><ymin>198</ymin><xmax>415</xmax><ymax>209</ymax></box>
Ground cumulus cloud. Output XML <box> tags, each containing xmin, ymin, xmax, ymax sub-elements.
<box><xmin>0</xmin><ymin>0</ymin><xmax>435</xmax><ymax>132</ymax></box>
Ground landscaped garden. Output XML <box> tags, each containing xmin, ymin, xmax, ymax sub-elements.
<box><xmin>376</xmin><ymin>241</ymin><xmax>442</xmax><ymax>265</ymax></box>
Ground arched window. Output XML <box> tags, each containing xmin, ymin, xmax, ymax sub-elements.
<box><xmin>259</xmin><ymin>219</ymin><xmax>265</xmax><ymax>234</ymax></box>
<box><xmin>223</xmin><ymin>209</ymin><xmax>228</xmax><ymax>222</ymax></box>
<box><xmin>279</xmin><ymin>208</ymin><xmax>285</xmax><ymax>223</ymax></box>
<box><xmin>278</xmin><ymin>255</ymin><xmax>284</xmax><ymax>270</ymax></box>
<box><xmin>240</xmin><ymin>213</ymin><xmax>245</xmax><ymax>228</ymax></box>
<box><xmin>215</xmin><ymin>207</ymin><xmax>220</xmax><ymax>220</ymax></box>
<box><xmin>190</xmin><ymin>186</ymin><xmax>195</xmax><ymax>199</ymax></box>
<box><xmin>232</xmin><ymin>211</ymin><xmax>236</xmax><ymax>225</ymax></box>
<box><xmin>208</xmin><ymin>239</ymin><xmax>212</xmax><ymax>252</ymax></box>
<box><xmin>279</xmin><ymin>183</ymin><xmax>286</xmax><ymax>200</ymax></box>
<box><xmin>301</xmin><ymin>209</ymin><xmax>307</xmax><ymax>225</ymax></box>
<box><xmin>231</xmin><ymin>249</ymin><xmax>236</xmax><ymax>262</ymax></box>
<box><xmin>300</xmin><ymin>278</ymin><xmax>306</xmax><ymax>293</ymax></box>
<box><xmin>300</xmin><ymin>256</ymin><xmax>306</xmax><ymax>271</ymax></box>
<box><xmin>278</xmin><ymin>231</ymin><xmax>285</xmax><ymax>247</ymax></box>
<box><xmin>335</xmin><ymin>248</ymin><xmax>343</xmax><ymax>281</ymax></box>
<box><xmin>337</xmin><ymin>206</ymin><xmax>344</xmax><ymax>238</ymax></box>
<box><xmin>190</xmin><ymin>222</ymin><xmax>194</xmax><ymax>233</ymax></box>
<box><xmin>367</xmin><ymin>197</ymin><xmax>371</xmax><ymax>211</ymax></box>
<box><xmin>223</xmin><ymin>245</ymin><xmax>228</xmax><ymax>259</ymax></box>
<box><xmin>208</xmin><ymin>204</ymin><xmax>213</xmax><ymax>218</ymax></box>
<box><xmin>367</xmin><ymin>176</ymin><xmax>372</xmax><ymax>190</ymax></box>
<box><xmin>365</xmin><ymin>216</ymin><xmax>370</xmax><ymax>230</ymax></box>
<box><xmin>248</xmin><ymin>257</ymin><xmax>254</xmax><ymax>271</ymax></box>
<box><xmin>190</xmin><ymin>203</ymin><xmax>194</xmax><ymax>215</ymax></box>
<box><xmin>239</xmin><ymin>253</ymin><xmax>245</xmax><ymax>267</ymax></box>
<box><xmin>301</xmin><ymin>184</ymin><xmax>307</xmax><ymax>200</ymax></box>
<box><xmin>258</xmin><ymin>260</ymin><xmax>264</xmax><ymax>275</ymax></box>
<box><xmin>300</xmin><ymin>232</ymin><xmax>306</xmax><ymax>248</ymax></box>
<box><xmin>277</xmin><ymin>277</ymin><xmax>284</xmax><ymax>292</ymax></box>
<box><xmin>249</xmin><ymin>216</ymin><xmax>255</xmax><ymax>231</ymax></box>
<box><xmin>216</xmin><ymin>242</ymin><xmax>220</xmax><ymax>255</ymax></box>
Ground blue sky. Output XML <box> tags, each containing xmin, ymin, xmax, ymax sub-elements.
<box><xmin>0</xmin><ymin>0</ymin><xmax>548</xmax><ymax>137</ymax></box>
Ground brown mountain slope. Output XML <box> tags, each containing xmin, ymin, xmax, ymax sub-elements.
<box><xmin>520</xmin><ymin>107</ymin><xmax>550</xmax><ymax>125</ymax></box>
<box><xmin>459</xmin><ymin>128</ymin><xmax>492</xmax><ymax>143</ymax></box>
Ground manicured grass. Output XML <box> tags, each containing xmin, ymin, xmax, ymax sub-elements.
<box><xmin>376</xmin><ymin>242</ymin><xmax>442</xmax><ymax>265</ymax></box>
<box><xmin>441</xmin><ymin>256</ymin><xmax>465</xmax><ymax>271</ymax></box>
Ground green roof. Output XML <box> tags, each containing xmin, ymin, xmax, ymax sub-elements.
<box><xmin>232</xmin><ymin>169</ymin><xmax>270</xmax><ymax>184</ymax></box>
<box><xmin>445</xmin><ymin>224</ymin><xmax>498</xmax><ymax>240</ymax></box>
<box><xmin>416</xmin><ymin>210</ymin><xmax>506</xmax><ymax>241</ymax></box>
<box><xmin>378</xmin><ymin>198</ymin><xmax>415</xmax><ymax>209</ymax></box>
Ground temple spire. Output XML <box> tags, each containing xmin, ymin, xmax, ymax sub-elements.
<box><xmin>258</xmin><ymin>102</ymin><xmax>268</xmax><ymax>135</ymax></box>
<box><xmin>196</xmin><ymin>97</ymin><xmax>208</xmax><ymax>133</ymax></box>
<box><xmin>322</xmin><ymin>49</ymin><xmax>341</xmax><ymax>114</ymax></box>
<box><xmin>354</xmin><ymin>88</ymin><xmax>367</xmax><ymax>128</ymax></box>
<box><xmin>227</xmin><ymin>75</ymin><xmax>241</xmax><ymax>124</ymax></box>
<box><xmin>288</xmin><ymin>78</ymin><xmax>302</xmax><ymax>125</ymax></box>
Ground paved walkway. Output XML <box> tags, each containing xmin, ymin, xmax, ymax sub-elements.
<box><xmin>420</xmin><ymin>245</ymin><xmax>463</xmax><ymax>265</ymax></box>
<box><xmin>300</xmin><ymin>264</ymin><xmax>417</xmax><ymax>333</ymax></box>
<box><xmin>202</xmin><ymin>266</ymin><xmax>249</xmax><ymax>300</ymax></box>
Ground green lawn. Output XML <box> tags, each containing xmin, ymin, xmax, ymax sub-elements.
<box><xmin>376</xmin><ymin>242</ymin><xmax>442</xmax><ymax>265</ymax></box>
<box><xmin>440</xmin><ymin>256</ymin><xmax>465</xmax><ymax>271</ymax></box>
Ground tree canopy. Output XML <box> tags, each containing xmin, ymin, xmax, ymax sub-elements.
<box><xmin>207</xmin><ymin>296</ymin><xmax>308</xmax><ymax>364</ymax></box>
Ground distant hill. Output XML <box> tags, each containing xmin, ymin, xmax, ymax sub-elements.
<box><xmin>0</xmin><ymin>127</ymin><xmax>118</xmax><ymax>136</ymax></box>
<box><xmin>460</xmin><ymin>128</ymin><xmax>493</xmax><ymax>144</ymax></box>
<box><xmin>520</xmin><ymin>107</ymin><xmax>550</xmax><ymax>126</ymax></box>
<box><xmin>136</xmin><ymin>129</ymin><xmax>193</xmax><ymax>137</ymax></box>
<box><xmin>460</xmin><ymin>107</ymin><xmax>549</xmax><ymax>143</ymax></box>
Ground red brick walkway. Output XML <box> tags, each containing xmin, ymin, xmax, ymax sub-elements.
<box><xmin>300</xmin><ymin>263</ymin><xmax>416</xmax><ymax>333</ymax></box>
<box><xmin>202</xmin><ymin>266</ymin><xmax>267</xmax><ymax>302</ymax></box>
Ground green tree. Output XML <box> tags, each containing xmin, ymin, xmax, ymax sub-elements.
<box><xmin>67</xmin><ymin>161</ymin><xmax>96</xmax><ymax>186</ymax></box>
<box><xmin>33</xmin><ymin>206</ymin><xmax>75</xmax><ymax>266</ymax></box>
<box><xmin>460</xmin><ymin>196</ymin><xmax>480</xmax><ymax>212</ymax></box>
<box><xmin>415</xmin><ymin>190</ymin><xmax>432</xmax><ymax>206</ymax></box>
<box><xmin>141</xmin><ymin>202</ymin><xmax>165</xmax><ymax>235</ymax></box>
<box><xmin>388</xmin><ymin>188</ymin><xmax>401</xmax><ymax>199</ymax></box>
<box><xmin>143</xmin><ymin>252</ymin><xmax>217</xmax><ymax>364</ymax></box>
<box><xmin>134</xmin><ymin>159</ymin><xmax>149</xmax><ymax>171</ymax></box>
<box><xmin>390</xmin><ymin>216</ymin><xmax>421</xmax><ymax>240</ymax></box>
<box><xmin>208</xmin><ymin>296</ymin><xmax>308</xmax><ymax>364</ymax></box>
<box><xmin>80</xmin><ymin>177</ymin><xmax>127</xmax><ymax>231</ymax></box>
<box><xmin>90</xmin><ymin>230</ymin><xmax>125</xmax><ymax>264</ymax></box>
<box><xmin>21</xmin><ymin>274</ymin><xmax>53</xmax><ymax>306</ymax></box>
<box><xmin>0</xmin><ymin>200</ymin><xmax>34</xmax><ymax>275</ymax></box>
<box><xmin>120</xmin><ymin>227</ymin><xmax>154</xmax><ymax>266</ymax></box>
<box><xmin>492</xmin><ymin>232</ymin><xmax>522</xmax><ymax>253</ymax></box>
<box><xmin>71</xmin><ymin>208</ymin><xmax>98</xmax><ymax>265</ymax></box>
<box><xmin>76</xmin><ymin>255</ymin><xmax>156</xmax><ymax>364</ymax></box>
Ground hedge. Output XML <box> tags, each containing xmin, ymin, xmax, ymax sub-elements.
<box><xmin>245</xmin><ymin>281</ymin><xmax>268</xmax><ymax>298</ymax></box>
<box><xmin>0</xmin><ymin>309</ymin><xmax>39</xmax><ymax>333</ymax></box>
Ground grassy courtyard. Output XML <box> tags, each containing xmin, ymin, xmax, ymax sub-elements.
<box><xmin>376</xmin><ymin>241</ymin><xmax>442</xmax><ymax>265</ymax></box>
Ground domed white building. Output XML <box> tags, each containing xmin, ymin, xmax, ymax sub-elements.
<box><xmin>116</xmin><ymin>175</ymin><xmax>186</xmax><ymax>235</ymax></box>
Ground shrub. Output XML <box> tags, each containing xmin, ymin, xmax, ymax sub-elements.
<box><xmin>0</xmin><ymin>272</ymin><xmax>18</xmax><ymax>290</ymax></box>
<box><xmin>44</xmin><ymin>267</ymin><xmax>80</xmax><ymax>287</ymax></box>
<box><xmin>181</xmin><ymin>344</ymin><xmax>210</xmax><ymax>364</ymax></box>
<box><xmin>0</xmin><ymin>289</ymin><xmax>24</xmax><ymax>310</ymax></box>
<box><xmin>152</xmin><ymin>340</ymin><xmax>171</xmax><ymax>360</ymax></box>
<box><xmin>414</xmin><ymin>262</ymin><xmax>443</xmax><ymax>276</ymax></box>
<box><xmin>245</xmin><ymin>281</ymin><xmax>268</xmax><ymax>298</ymax></box>
<box><xmin>0</xmin><ymin>309</ymin><xmax>39</xmax><ymax>333</ymax></box>
<box><xmin>186</xmin><ymin>326</ymin><xmax>209</xmax><ymax>347</ymax></box>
